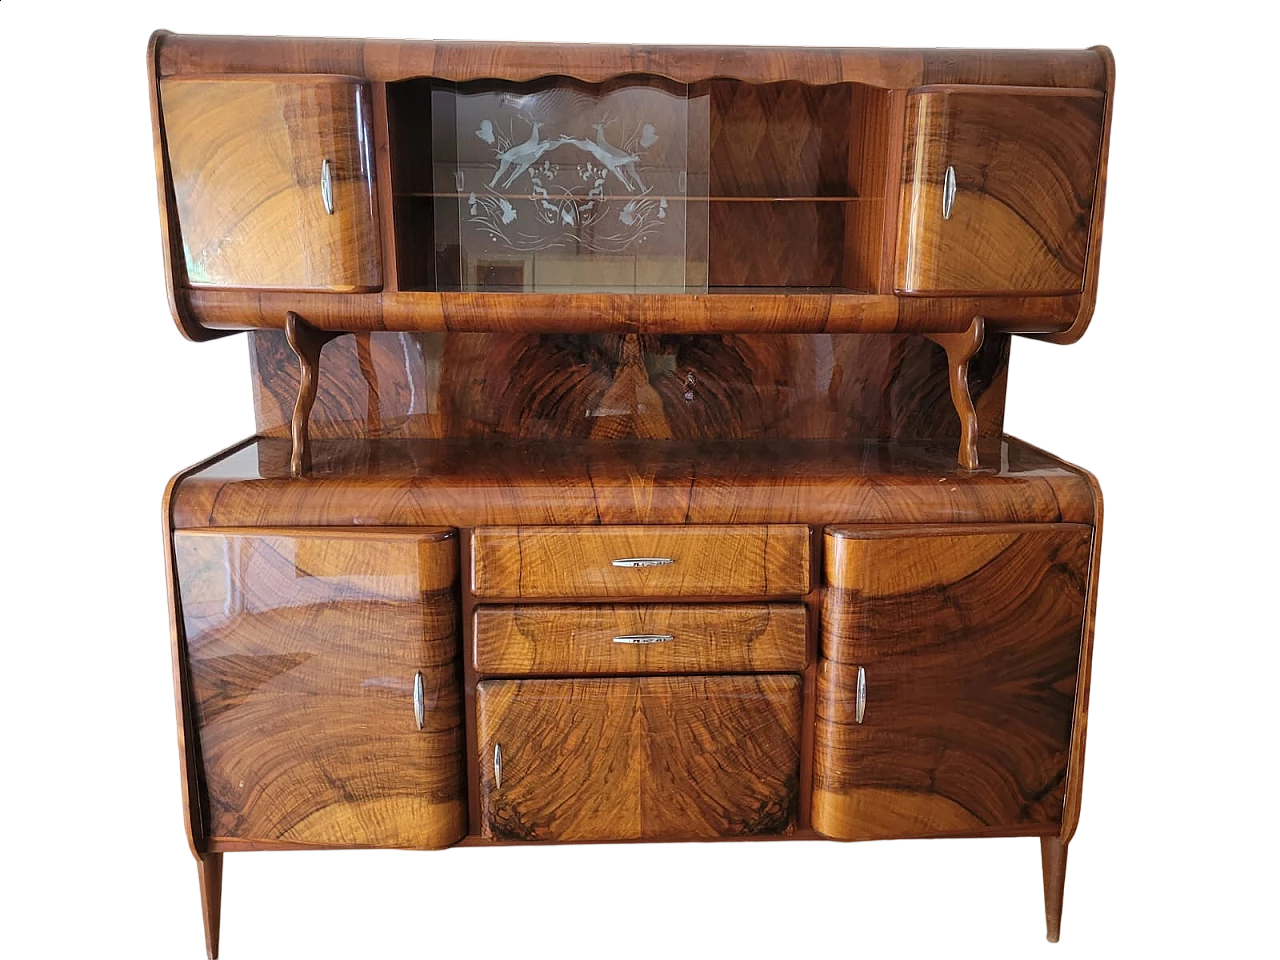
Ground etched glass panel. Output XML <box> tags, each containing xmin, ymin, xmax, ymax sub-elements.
<box><xmin>432</xmin><ymin>78</ymin><xmax>709</xmax><ymax>292</ymax></box>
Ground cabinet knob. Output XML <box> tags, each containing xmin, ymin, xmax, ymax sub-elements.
<box><xmin>612</xmin><ymin>634</ymin><xmax>674</xmax><ymax>644</ymax></box>
<box><xmin>321</xmin><ymin>158</ymin><xmax>335</xmax><ymax>215</ymax></box>
<box><xmin>413</xmin><ymin>672</ymin><xmax>425</xmax><ymax>730</ymax></box>
<box><xmin>855</xmin><ymin>666</ymin><xmax>867</xmax><ymax>724</ymax></box>
<box><xmin>611</xmin><ymin>557</ymin><xmax>674</xmax><ymax>568</ymax></box>
<box><xmin>942</xmin><ymin>165</ymin><xmax>956</xmax><ymax>221</ymax></box>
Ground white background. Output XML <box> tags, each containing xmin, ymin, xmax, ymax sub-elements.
<box><xmin>1</xmin><ymin>2</ymin><xmax>1275</xmax><ymax>957</ymax></box>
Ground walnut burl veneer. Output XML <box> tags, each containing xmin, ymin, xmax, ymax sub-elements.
<box><xmin>477</xmin><ymin>676</ymin><xmax>803</xmax><ymax>842</ymax></box>
<box><xmin>153</xmin><ymin>32</ymin><xmax>1111</xmax><ymax>957</ymax></box>
<box><xmin>813</xmin><ymin>525</ymin><xmax>1091</xmax><ymax>840</ymax></box>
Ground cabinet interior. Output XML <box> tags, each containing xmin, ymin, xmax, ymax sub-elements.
<box><xmin>387</xmin><ymin>77</ymin><xmax>887</xmax><ymax>294</ymax></box>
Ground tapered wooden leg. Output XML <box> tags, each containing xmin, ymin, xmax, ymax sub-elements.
<box><xmin>197</xmin><ymin>853</ymin><xmax>223</xmax><ymax>960</ymax></box>
<box><xmin>1040</xmin><ymin>836</ymin><xmax>1068</xmax><ymax>943</ymax></box>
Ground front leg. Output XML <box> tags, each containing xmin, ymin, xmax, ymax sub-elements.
<box><xmin>1040</xmin><ymin>836</ymin><xmax>1068</xmax><ymax>942</ymax></box>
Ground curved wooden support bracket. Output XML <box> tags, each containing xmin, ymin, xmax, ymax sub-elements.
<box><xmin>926</xmin><ymin>316</ymin><xmax>985</xmax><ymax>470</ymax></box>
<box><xmin>284</xmin><ymin>312</ymin><xmax>341</xmax><ymax>477</ymax></box>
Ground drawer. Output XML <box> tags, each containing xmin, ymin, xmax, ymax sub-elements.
<box><xmin>474</xmin><ymin>603</ymin><xmax>807</xmax><ymax>675</ymax></box>
<box><xmin>477</xmin><ymin>675</ymin><xmax>802</xmax><ymax>841</ymax></box>
<box><xmin>471</xmin><ymin>525</ymin><xmax>810</xmax><ymax>599</ymax></box>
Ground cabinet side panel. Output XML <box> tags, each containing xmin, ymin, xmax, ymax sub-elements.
<box><xmin>174</xmin><ymin>531</ymin><xmax>465</xmax><ymax>849</ymax></box>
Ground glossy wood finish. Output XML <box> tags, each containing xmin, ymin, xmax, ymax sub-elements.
<box><xmin>171</xmin><ymin>437</ymin><xmax>1097</xmax><ymax>530</ymax></box>
<box><xmin>284</xmin><ymin>312</ymin><xmax>340</xmax><ymax>476</ymax></box>
<box><xmin>926</xmin><ymin>316</ymin><xmax>985</xmax><ymax>469</ymax></box>
<box><xmin>896</xmin><ymin>86</ymin><xmax>1104</xmax><ymax>295</ymax></box>
<box><xmin>476</xmin><ymin>676</ymin><xmax>802</xmax><ymax>841</ymax></box>
<box><xmin>173</xmin><ymin>529</ymin><xmax>466</xmax><ymax>849</ymax></box>
<box><xmin>248</xmin><ymin>330</ymin><xmax>1010</xmax><ymax>443</ymax></box>
<box><xmin>473</xmin><ymin>603</ymin><xmax>807</xmax><ymax>676</ymax></box>
<box><xmin>1041</xmin><ymin>836</ymin><xmax>1069</xmax><ymax>942</ymax></box>
<box><xmin>472</xmin><ymin>524</ymin><xmax>810</xmax><ymax>599</ymax></box>
<box><xmin>155</xmin><ymin>33</ymin><xmax>1107</xmax><ymax>89</ymax></box>
<box><xmin>160</xmin><ymin>76</ymin><xmax>381</xmax><ymax>291</ymax></box>
<box><xmin>813</xmin><ymin>525</ymin><xmax>1091</xmax><ymax>840</ymax></box>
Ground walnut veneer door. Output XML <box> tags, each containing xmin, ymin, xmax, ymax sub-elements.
<box><xmin>813</xmin><ymin>525</ymin><xmax>1092</xmax><ymax>841</ymax></box>
<box><xmin>173</xmin><ymin>529</ymin><xmax>465</xmax><ymax>849</ymax></box>
<box><xmin>895</xmin><ymin>86</ymin><xmax>1104</xmax><ymax>295</ymax></box>
<box><xmin>477</xmin><ymin>676</ymin><xmax>802</xmax><ymax>841</ymax></box>
<box><xmin>161</xmin><ymin>77</ymin><xmax>380</xmax><ymax>290</ymax></box>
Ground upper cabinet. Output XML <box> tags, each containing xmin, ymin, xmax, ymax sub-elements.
<box><xmin>161</xmin><ymin>77</ymin><xmax>381</xmax><ymax>291</ymax></box>
<box><xmin>895</xmin><ymin>86</ymin><xmax>1105</xmax><ymax>296</ymax></box>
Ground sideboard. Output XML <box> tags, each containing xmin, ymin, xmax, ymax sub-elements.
<box><xmin>150</xmin><ymin>31</ymin><xmax>1112</xmax><ymax>957</ymax></box>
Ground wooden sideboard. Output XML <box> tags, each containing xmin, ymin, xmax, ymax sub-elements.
<box><xmin>151</xmin><ymin>31</ymin><xmax>1111</xmax><ymax>957</ymax></box>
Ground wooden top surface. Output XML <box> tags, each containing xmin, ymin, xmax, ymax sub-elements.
<box><xmin>153</xmin><ymin>32</ymin><xmax>1108</xmax><ymax>90</ymax></box>
<box><xmin>170</xmin><ymin>436</ymin><xmax>1098</xmax><ymax>529</ymax></box>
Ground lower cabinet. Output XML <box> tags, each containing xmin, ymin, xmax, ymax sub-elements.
<box><xmin>476</xmin><ymin>675</ymin><xmax>802</xmax><ymax>842</ymax></box>
<box><xmin>173</xmin><ymin>529</ymin><xmax>466</xmax><ymax>849</ymax></box>
<box><xmin>813</xmin><ymin>525</ymin><xmax>1093</xmax><ymax>840</ymax></box>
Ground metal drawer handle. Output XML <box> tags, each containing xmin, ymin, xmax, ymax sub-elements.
<box><xmin>321</xmin><ymin>158</ymin><xmax>335</xmax><ymax>215</ymax></box>
<box><xmin>611</xmin><ymin>557</ymin><xmax>673</xmax><ymax>568</ymax></box>
<box><xmin>942</xmin><ymin>165</ymin><xmax>956</xmax><ymax>220</ymax></box>
<box><xmin>413</xmin><ymin>672</ymin><xmax>425</xmax><ymax>730</ymax></box>
<box><xmin>855</xmin><ymin>666</ymin><xmax>867</xmax><ymax>724</ymax></box>
<box><xmin>493</xmin><ymin>743</ymin><xmax>503</xmax><ymax>789</ymax></box>
<box><xmin>613</xmin><ymin>634</ymin><xmax>674</xmax><ymax>645</ymax></box>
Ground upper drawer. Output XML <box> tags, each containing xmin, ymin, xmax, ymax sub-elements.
<box><xmin>471</xmin><ymin>525</ymin><xmax>811</xmax><ymax>599</ymax></box>
<box><xmin>161</xmin><ymin>77</ymin><xmax>381</xmax><ymax>291</ymax></box>
<box><xmin>895</xmin><ymin>85</ymin><xmax>1104</xmax><ymax>296</ymax></box>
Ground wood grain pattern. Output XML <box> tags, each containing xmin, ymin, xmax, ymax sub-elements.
<box><xmin>155</xmin><ymin>34</ymin><xmax>1107</xmax><ymax>90</ymax></box>
<box><xmin>473</xmin><ymin>603</ymin><xmax>807</xmax><ymax>675</ymax></box>
<box><xmin>476</xmin><ymin>676</ymin><xmax>802</xmax><ymax>841</ymax></box>
<box><xmin>248</xmin><ymin>330</ymin><xmax>1010</xmax><ymax>444</ymax></box>
<box><xmin>170</xmin><ymin>437</ymin><xmax>1098</xmax><ymax>530</ymax></box>
<box><xmin>813</xmin><ymin>525</ymin><xmax>1091</xmax><ymax>840</ymax></box>
<box><xmin>896</xmin><ymin>86</ymin><xmax>1104</xmax><ymax>295</ymax></box>
<box><xmin>161</xmin><ymin>76</ymin><xmax>381</xmax><ymax>291</ymax></box>
<box><xmin>174</xmin><ymin>529</ymin><xmax>466</xmax><ymax>849</ymax></box>
<box><xmin>471</xmin><ymin>524</ymin><xmax>810</xmax><ymax>599</ymax></box>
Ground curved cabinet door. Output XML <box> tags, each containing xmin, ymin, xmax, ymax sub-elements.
<box><xmin>477</xmin><ymin>675</ymin><xmax>802</xmax><ymax>842</ymax></box>
<box><xmin>813</xmin><ymin>525</ymin><xmax>1092</xmax><ymax>841</ymax></box>
<box><xmin>174</xmin><ymin>529</ymin><xmax>465</xmax><ymax>849</ymax></box>
<box><xmin>895</xmin><ymin>86</ymin><xmax>1104</xmax><ymax>295</ymax></box>
<box><xmin>161</xmin><ymin>77</ymin><xmax>381</xmax><ymax>290</ymax></box>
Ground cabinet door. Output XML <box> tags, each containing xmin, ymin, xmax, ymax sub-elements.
<box><xmin>813</xmin><ymin>525</ymin><xmax>1092</xmax><ymax>841</ymax></box>
<box><xmin>161</xmin><ymin>77</ymin><xmax>380</xmax><ymax>290</ymax></box>
<box><xmin>477</xmin><ymin>676</ymin><xmax>801</xmax><ymax>841</ymax></box>
<box><xmin>174</xmin><ymin>530</ymin><xmax>464</xmax><ymax>849</ymax></box>
<box><xmin>895</xmin><ymin>86</ymin><xmax>1104</xmax><ymax>295</ymax></box>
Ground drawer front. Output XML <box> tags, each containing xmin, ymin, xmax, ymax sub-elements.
<box><xmin>895</xmin><ymin>86</ymin><xmax>1104</xmax><ymax>295</ymax></box>
<box><xmin>161</xmin><ymin>77</ymin><xmax>381</xmax><ymax>291</ymax></box>
<box><xmin>474</xmin><ymin>602</ymin><xmax>807</xmax><ymax>675</ymax></box>
<box><xmin>471</xmin><ymin>525</ymin><xmax>810</xmax><ymax>599</ymax></box>
<box><xmin>174</xmin><ymin>529</ymin><xmax>465</xmax><ymax>849</ymax></box>
<box><xmin>477</xmin><ymin>676</ymin><xmax>802</xmax><ymax>842</ymax></box>
<box><xmin>813</xmin><ymin>524</ymin><xmax>1092</xmax><ymax>841</ymax></box>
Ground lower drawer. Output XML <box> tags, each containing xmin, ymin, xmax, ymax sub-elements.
<box><xmin>473</xmin><ymin>603</ymin><xmax>807</xmax><ymax>675</ymax></box>
<box><xmin>476</xmin><ymin>675</ymin><xmax>802</xmax><ymax>842</ymax></box>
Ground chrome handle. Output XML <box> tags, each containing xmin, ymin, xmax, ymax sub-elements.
<box><xmin>942</xmin><ymin>165</ymin><xmax>956</xmax><ymax>220</ymax></box>
<box><xmin>854</xmin><ymin>666</ymin><xmax>867</xmax><ymax>724</ymax></box>
<box><xmin>613</xmin><ymin>634</ymin><xmax>674</xmax><ymax>645</ymax></box>
<box><xmin>493</xmin><ymin>743</ymin><xmax>502</xmax><ymax>789</ymax></box>
<box><xmin>611</xmin><ymin>557</ymin><xmax>674</xmax><ymax>568</ymax></box>
<box><xmin>321</xmin><ymin>158</ymin><xmax>335</xmax><ymax>215</ymax></box>
<box><xmin>413</xmin><ymin>672</ymin><xmax>425</xmax><ymax>730</ymax></box>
